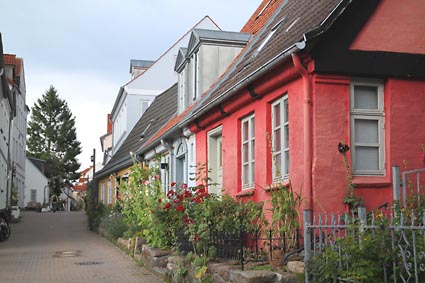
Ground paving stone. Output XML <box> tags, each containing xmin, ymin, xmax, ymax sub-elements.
<box><xmin>229</xmin><ymin>269</ymin><xmax>277</xmax><ymax>283</ymax></box>
<box><xmin>1</xmin><ymin>211</ymin><xmax>164</xmax><ymax>283</ymax></box>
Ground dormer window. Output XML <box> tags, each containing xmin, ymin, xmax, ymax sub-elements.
<box><xmin>175</xmin><ymin>29</ymin><xmax>251</xmax><ymax>114</ymax></box>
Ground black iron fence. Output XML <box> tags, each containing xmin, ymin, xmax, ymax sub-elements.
<box><xmin>175</xmin><ymin>227</ymin><xmax>302</xmax><ymax>270</ymax></box>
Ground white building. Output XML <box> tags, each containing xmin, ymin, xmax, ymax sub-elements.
<box><xmin>109</xmin><ymin>16</ymin><xmax>221</xmax><ymax>157</ymax></box>
<box><xmin>4</xmin><ymin>55</ymin><xmax>28</xmax><ymax>208</ymax></box>
<box><xmin>24</xmin><ymin>157</ymin><xmax>49</xmax><ymax>208</ymax></box>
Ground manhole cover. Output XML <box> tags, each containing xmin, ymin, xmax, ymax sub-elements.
<box><xmin>53</xmin><ymin>250</ymin><xmax>81</xmax><ymax>258</ymax></box>
<box><xmin>75</xmin><ymin>261</ymin><xmax>104</xmax><ymax>266</ymax></box>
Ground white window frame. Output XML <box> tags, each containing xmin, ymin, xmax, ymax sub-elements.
<box><xmin>100</xmin><ymin>183</ymin><xmax>105</xmax><ymax>203</ymax></box>
<box><xmin>108</xmin><ymin>181</ymin><xmax>112</xmax><ymax>204</ymax></box>
<box><xmin>241</xmin><ymin>114</ymin><xmax>255</xmax><ymax>189</ymax></box>
<box><xmin>350</xmin><ymin>80</ymin><xmax>385</xmax><ymax>176</ymax></box>
<box><xmin>271</xmin><ymin>95</ymin><xmax>289</xmax><ymax>181</ymax></box>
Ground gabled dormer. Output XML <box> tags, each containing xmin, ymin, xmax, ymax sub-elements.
<box><xmin>175</xmin><ymin>29</ymin><xmax>252</xmax><ymax>113</ymax></box>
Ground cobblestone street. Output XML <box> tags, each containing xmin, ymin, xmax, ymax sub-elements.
<box><xmin>0</xmin><ymin>211</ymin><xmax>164</xmax><ymax>283</ymax></box>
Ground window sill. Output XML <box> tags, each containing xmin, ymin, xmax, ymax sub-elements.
<box><xmin>236</xmin><ymin>188</ymin><xmax>255</xmax><ymax>198</ymax></box>
<box><xmin>352</xmin><ymin>176</ymin><xmax>391</xmax><ymax>188</ymax></box>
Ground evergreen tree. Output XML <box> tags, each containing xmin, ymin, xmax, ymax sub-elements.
<box><xmin>27</xmin><ymin>86</ymin><xmax>82</xmax><ymax>196</ymax></box>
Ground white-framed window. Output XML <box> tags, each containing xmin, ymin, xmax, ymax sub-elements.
<box><xmin>350</xmin><ymin>80</ymin><xmax>385</xmax><ymax>175</ymax></box>
<box><xmin>100</xmin><ymin>183</ymin><xmax>105</xmax><ymax>203</ymax></box>
<box><xmin>30</xmin><ymin>189</ymin><xmax>37</xmax><ymax>202</ymax></box>
<box><xmin>175</xmin><ymin>140</ymin><xmax>187</xmax><ymax>184</ymax></box>
<box><xmin>241</xmin><ymin>114</ymin><xmax>255</xmax><ymax>189</ymax></box>
<box><xmin>140</xmin><ymin>100</ymin><xmax>150</xmax><ymax>116</ymax></box>
<box><xmin>271</xmin><ymin>95</ymin><xmax>289</xmax><ymax>180</ymax></box>
<box><xmin>108</xmin><ymin>181</ymin><xmax>112</xmax><ymax>204</ymax></box>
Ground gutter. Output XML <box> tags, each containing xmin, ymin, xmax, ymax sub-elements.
<box><xmin>292</xmin><ymin>53</ymin><xmax>313</xmax><ymax>212</ymax></box>
<box><xmin>181</xmin><ymin>41</ymin><xmax>306</xmax><ymax>126</ymax></box>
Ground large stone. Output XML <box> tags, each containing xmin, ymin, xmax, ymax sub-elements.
<box><xmin>286</xmin><ymin>261</ymin><xmax>304</xmax><ymax>274</ymax></box>
<box><xmin>144</xmin><ymin>246</ymin><xmax>172</xmax><ymax>257</ymax></box>
<box><xmin>229</xmin><ymin>270</ymin><xmax>277</xmax><ymax>283</ymax></box>
<box><xmin>133</xmin><ymin>237</ymin><xmax>146</xmax><ymax>254</ymax></box>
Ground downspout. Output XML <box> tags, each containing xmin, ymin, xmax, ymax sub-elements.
<box><xmin>292</xmin><ymin>54</ymin><xmax>313</xmax><ymax>211</ymax></box>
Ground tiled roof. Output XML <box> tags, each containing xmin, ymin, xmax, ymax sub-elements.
<box><xmin>96</xmin><ymin>84</ymin><xmax>178</xmax><ymax>178</ymax></box>
<box><xmin>185</xmin><ymin>0</ymin><xmax>344</xmax><ymax>124</ymax></box>
<box><xmin>140</xmin><ymin>102</ymin><xmax>197</xmax><ymax>153</ymax></box>
<box><xmin>3</xmin><ymin>54</ymin><xmax>16</xmax><ymax>65</ymax></box>
<box><xmin>241</xmin><ymin>0</ymin><xmax>284</xmax><ymax>35</ymax></box>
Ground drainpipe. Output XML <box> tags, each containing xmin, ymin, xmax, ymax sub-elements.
<box><xmin>292</xmin><ymin>54</ymin><xmax>313</xmax><ymax>211</ymax></box>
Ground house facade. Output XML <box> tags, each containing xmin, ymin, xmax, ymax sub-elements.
<box><xmin>4</xmin><ymin>54</ymin><xmax>28</xmax><ymax>208</ymax></box>
<box><xmin>110</xmin><ymin>16</ymin><xmax>220</xmax><ymax>157</ymax></box>
<box><xmin>96</xmin><ymin>16</ymin><xmax>221</xmax><ymax>204</ymax></box>
<box><xmin>0</xmin><ymin>35</ymin><xmax>28</xmax><ymax>210</ymax></box>
<box><xmin>24</xmin><ymin>157</ymin><xmax>49</xmax><ymax>208</ymax></box>
<box><xmin>185</xmin><ymin>0</ymin><xmax>425</xmax><ymax>213</ymax></box>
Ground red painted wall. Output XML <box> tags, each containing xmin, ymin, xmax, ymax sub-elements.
<box><xmin>195</xmin><ymin>64</ymin><xmax>425</xmax><ymax>215</ymax></box>
<box><xmin>350</xmin><ymin>0</ymin><xmax>425</xmax><ymax>54</ymax></box>
<box><xmin>312</xmin><ymin>76</ymin><xmax>425</xmax><ymax>212</ymax></box>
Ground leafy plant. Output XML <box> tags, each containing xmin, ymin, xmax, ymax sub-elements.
<box><xmin>338</xmin><ymin>142</ymin><xmax>364</xmax><ymax>210</ymax></box>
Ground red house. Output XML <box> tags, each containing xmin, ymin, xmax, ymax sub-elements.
<box><xmin>183</xmin><ymin>0</ymin><xmax>425</xmax><ymax>213</ymax></box>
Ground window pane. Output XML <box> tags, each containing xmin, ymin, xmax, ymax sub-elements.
<box><xmin>284</xmin><ymin>99</ymin><xmax>289</xmax><ymax>123</ymax></box>
<box><xmin>284</xmin><ymin>151</ymin><xmax>290</xmax><ymax>175</ymax></box>
<box><xmin>355</xmin><ymin>119</ymin><xmax>378</xmax><ymax>144</ymax></box>
<box><xmin>251</xmin><ymin>163</ymin><xmax>255</xmax><ymax>184</ymax></box>
<box><xmin>354</xmin><ymin>85</ymin><xmax>378</xmax><ymax>110</ymax></box>
<box><xmin>243</xmin><ymin>164</ymin><xmax>249</xmax><ymax>184</ymax></box>
<box><xmin>284</xmin><ymin>125</ymin><xmax>289</xmax><ymax>149</ymax></box>
<box><xmin>251</xmin><ymin>118</ymin><xmax>255</xmax><ymax>137</ymax></box>
<box><xmin>243</xmin><ymin>121</ymin><xmax>248</xmax><ymax>141</ymax></box>
<box><xmin>274</xmin><ymin>128</ymin><xmax>281</xmax><ymax>150</ymax></box>
<box><xmin>273</xmin><ymin>104</ymin><xmax>281</xmax><ymax>126</ymax></box>
<box><xmin>355</xmin><ymin>146</ymin><xmax>379</xmax><ymax>171</ymax></box>
<box><xmin>251</xmin><ymin>140</ymin><xmax>255</xmax><ymax>160</ymax></box>
<box><xmin>243</xmin><ymin>143</ymin><xmax>249</xmax><ymax>162</ymax></box>
<box><xmin>274</xmin><ymin>153</ymin><xmax>281</xmax><ymax>176</ymax></box>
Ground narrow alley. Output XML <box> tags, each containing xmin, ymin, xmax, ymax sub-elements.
<box><xmin>0</xmin><ymin>211</ymin><xmax>164</xmax><ymax>283</ymax></box>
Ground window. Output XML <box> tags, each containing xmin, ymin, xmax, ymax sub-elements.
<box><xmin>108</xmin><ymin>181</ymin><xmax>112</xmax><ymax>204</ymax></box>
<box><xmin>176</xmin><ymin>140</ymin><xmax>187</xmax><ymax>184</ymax></box>
<box><xmin>30</xmin><ymin>189</ymin><xmax>37</xmax><ymax>202</ymax></box>
<box><xmin>140</xmin><ymin>100</ymin><xmax>149</xmax><ymax>116</ymax></box>
<box><xmin>271</xmin><ymin>95</ymin><xmax>289</xmax><ymax>180</ymax></box>
<box><xmin>241</xmin><ymin>114</ymin><xmax>255</xmax><ymax>189</ymax></box>
<box><xmin>100</xmin><ymin>183</ymin><xmax>105</xmax><ymax>203</ymax></box>
<box><xmin>350</xmin><ymin>81</ymin><xmax>385</xmax><ymax>175</ymax></box>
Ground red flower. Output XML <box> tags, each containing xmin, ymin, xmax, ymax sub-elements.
<box><xmin>171</xmin><ymin>182</ymin><xmax>176</xmax><ymax>187</ymax></box>
<box><xmin>194</xmin><ymin>234</ymin><xmax>199</xmax><ymax>241</ymax></box>
<box><xmin>167</xmin><ymin>190</ymin><xmax>175</xmax><ymax>198</ymax></box>
<box><xmin>158</xmin><ymin>198</ymin><xmax>162</xmax><ymax>203</ymax></box>
<box><xmin>181</xmin><ymin>183</ymin><xmax>188</xmax><ymax>189</ymax></box>
<box><xmin>163</xmin><ymin>203</ymin><xmax>172</xmax><ymax>210</ymax></box>
<box><xmin>176</xmin><ymin>205</ymin><xmax>185</xmax><ymax>212</ymax></box>
<box><xmin>174</xmin><ymin>199</ymin><xmax>180</xmax><ymax>204</ymax></box>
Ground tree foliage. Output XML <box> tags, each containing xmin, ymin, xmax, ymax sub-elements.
<box><xmin>27</xmin><ymin>86</ymin><xmax>82</xmax><ymax>196</ymax></box>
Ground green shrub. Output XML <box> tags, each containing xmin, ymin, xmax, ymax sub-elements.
<box><xmin>99</xmin><ymin>211</ymin><xmax>128</xmax><ymax>241</ymax></box>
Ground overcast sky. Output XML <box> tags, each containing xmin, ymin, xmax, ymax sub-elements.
<box><xmin>1</xmin><ymin>0</ymin><xmax>260</xmax><ymax>170</ymax></box>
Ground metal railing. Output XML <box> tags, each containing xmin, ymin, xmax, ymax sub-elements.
<box><xmin>304</xmin><ymin>207</ymin><xmax>425</xmax><ymax>283</ymax></box>
<box><xmin>176</xmin><ymin>227</ymin><xmax>301</xmax><ymax>270</ymax></box>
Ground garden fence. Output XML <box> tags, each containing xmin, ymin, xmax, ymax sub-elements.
<box><xmin>176</xmin><ymin>227</ymin><xmax>301</xmax><ymax>271</ymax></box>
<box><xmin>304</xmin><ymin>207</ymin><xmax>425</xmax><ymax>283</ymax></box>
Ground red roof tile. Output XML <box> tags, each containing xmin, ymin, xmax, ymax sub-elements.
<box><xmin>3</xmin><ymin>54</ymin><xmax>16</xmax><ymax>66</ymax></box>
<box><xmin>241</xmin><ymin>0</ymin><xmax>284</xmax><ymax>34</ymax></box>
